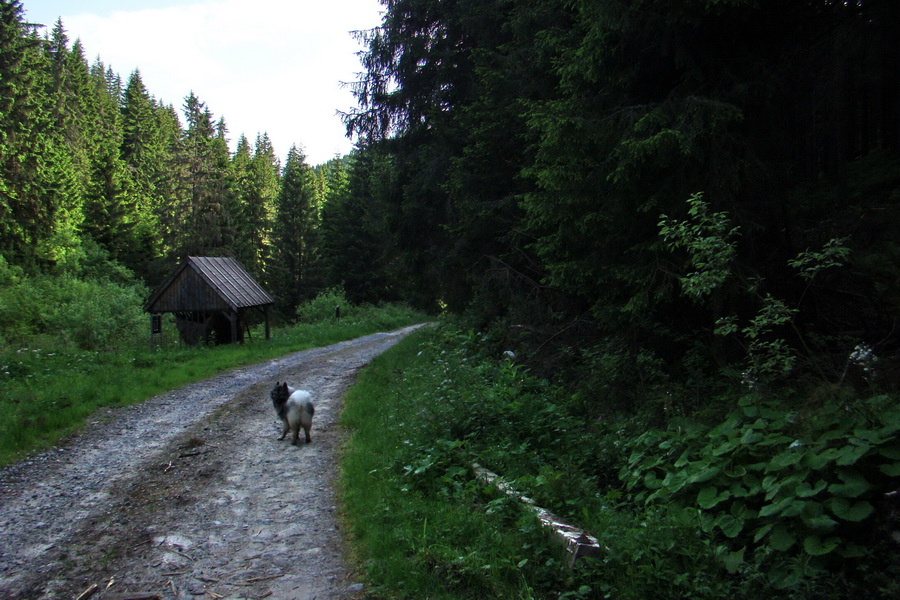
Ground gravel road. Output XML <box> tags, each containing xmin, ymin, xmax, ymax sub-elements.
<box><xmin>0</xmin><ymin>324</ymin><xmax>426</xmax><ymax>600</ymax></box>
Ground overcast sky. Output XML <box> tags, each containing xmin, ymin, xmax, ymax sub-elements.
<box><xmin>22</xmin><ymin>0</ymin><xmax>385</xmax><ymax>166</ymax></box>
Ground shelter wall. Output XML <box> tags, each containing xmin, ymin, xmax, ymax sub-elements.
<box><xmin>148</xmin><ymin>268</ymin><xmax>231</xmax><ymax>313</ymax></box>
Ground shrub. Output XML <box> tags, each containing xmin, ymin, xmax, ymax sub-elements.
<box><xmin>620</xmin><ymin>393</ymin><xmax>900</xmax><ymax>595</ymax></box>
<box><xmin>0</xmin><ymin>273</ymin><xmax>147</xmax><ymax>351</ymax></box>
<box><xmin>295</xmin><ymin>287</ymin><xmax>352</xmax><ymax>323</ymax></box>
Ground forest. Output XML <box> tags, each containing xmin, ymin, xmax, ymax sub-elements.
<box><xmin>333</xmin><ymin>1</ymin><xmax>899</xmax><ymax>597</ymax></box>
<box><xmin>0</xmin><ymin>0</ymin><xmax>350</xmax><ymax>320</ymax></box>
<box><xmin>2</xmin><ymin>0</ymin><xmax>899</xmax><ymax>597</ymax></box>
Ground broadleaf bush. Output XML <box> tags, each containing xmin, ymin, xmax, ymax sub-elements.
<box><xmin>620</xmin><ymin>393</ymin><xmax>900</xmax><ymax>590</ymax></box>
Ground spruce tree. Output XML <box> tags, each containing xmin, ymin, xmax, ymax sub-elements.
<box><xmin>172</xmin><ymin>92</ymin><xmax>230</xmax><ymax>259</ymax></box>
<box><xmin>236</xmin><ymin>133</ymin><xmax>280</xmax><ymax>282</ymax></box>
<box><xmin>0</xmin><ymin>1</ymin><xmax>75</xmax><ymax>268</ymax></box>
<box><xmin>271</xmin><ymin>145</ymin><xmax>319</xmax><ymax>312</ymax></box>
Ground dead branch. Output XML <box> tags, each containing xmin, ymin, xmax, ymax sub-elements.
<box><xmin>74</xmin><ymin>583</ymin><xmax>98</xmax><ymax>600</ymax></box>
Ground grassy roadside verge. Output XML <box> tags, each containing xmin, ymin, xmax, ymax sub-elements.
<box><xmin>338</xmin><ymin>324</ymin><xmax>899</xmax><ymax>599</ymax></box>
<box><xmin>338</xmin><ymin>325</ymin><xmax>594</xmax><ymax>599</ymax></box>
<box><xmin>0</xmin><ymin>304</ymin><xmax>426</xmax><ymax>467</ymax></box>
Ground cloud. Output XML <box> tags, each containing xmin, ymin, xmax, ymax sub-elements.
<box><xmin>61</xmin><ymin>0</ymin><xmax>382</xmax><ymax>164</ymax></box>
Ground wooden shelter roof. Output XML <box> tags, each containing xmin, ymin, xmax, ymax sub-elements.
<box><xmin>144</xmin><ymin>256</ymin><xmax>274</xmax><ymax>314</ymax></box>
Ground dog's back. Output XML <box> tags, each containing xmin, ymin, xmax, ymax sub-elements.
<box><xmin>270</xmin><ymin>381</ymin><xmax>315</xmax><ymax>444</ymax></box>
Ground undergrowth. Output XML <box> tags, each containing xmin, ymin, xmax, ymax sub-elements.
<box><xmin>339</xmin><ymin>324</ymin><xmax>899</xmax><ymax>599</ymax></box>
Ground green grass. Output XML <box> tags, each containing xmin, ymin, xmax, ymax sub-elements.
<box><xmin>0</xmin><ymin>303</ymin><xmax>427</xmax><ymax>467</ymax></box>
<box><xmin>338</xmin><ymin>327</ymin><xmax>591</xmax><ymax>599</ymax></box>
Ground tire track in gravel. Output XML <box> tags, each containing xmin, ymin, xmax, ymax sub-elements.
<box><xmin>0</xmin><ymin>324</ymin><xmax>427</xmax><ymax>599</ymax></box>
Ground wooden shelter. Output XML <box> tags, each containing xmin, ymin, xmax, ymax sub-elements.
<box><xmin>144</xmin><ymin>256</ymin><xmax>274</xmax><ymax>345</ymax></box>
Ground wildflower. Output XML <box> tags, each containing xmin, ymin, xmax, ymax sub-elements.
<box><xmin>741</xmin><ymin>369</ymin><xmax>758</xmax><ymax>390</ymax></box>
<box><xmin>849</xmin><ymin>343</ymin><xmax>878</xmax><ymax>373</ymax></box>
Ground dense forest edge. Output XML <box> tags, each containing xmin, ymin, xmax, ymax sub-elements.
<box><xmin>1</xmin><ymin>0</ymin><xmax>899</xmax><ymax>598</ymax></box>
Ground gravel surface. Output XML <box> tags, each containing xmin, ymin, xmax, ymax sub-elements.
<box><xmin>0</xmin><ymin>324</ymin><xmax>426</xmax><ymax>600</ymax></box>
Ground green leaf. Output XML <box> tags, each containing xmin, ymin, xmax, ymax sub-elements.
<box><xmin>879</xmin><ymin>462</ymin><xmax>900</xmax><ymax>477</ymax></box>
<box><xmin>753</xmin><ymin>523</ymin><xmax>773</xmax><ymax>543</ymax></box>
<box><xmin>697</xmin><ymin>485</ymin><xmax>731</xmax><ymax>509</ymax></box>
<box><xmin>716</xmin><ymin>514</ymin><xmax>744</xmax><ymax>538</ymax></box>
<box><xmin>740</xmin><ymin>429</ymin><xmax>763</xmax><ymax>445</ymax></box>
<box><xmin>759</xmin><ymin>496</ymin><xmax>793</xmax><ymax>517</ymax></box>
<box><xmin>828</xmin><ymin>498</ymin><xmax>874</xmax><ymax>522</ymax></box>
<box><xmin>780</xmin><ymin>499</ymin><xmax>806</xmax><ymax>518</ymax></box>
<box><xmin>722</xmin><ymin>547</ymin><xmax>745</xmax><ymax>573</ymax></box>
<box><xmin>712</xmin><ymin>438</ymin><xmax>739</xmax><ymax>456</ymax></box>
<box><xmin>687</xmin><ymin>465</ymin><xmax>722</xmax><ymax>484</ymax></box>
<box><xmin>801</xmin><ymin>514</ymin><xmax>839</xmax><ymax>530</ymax></box>
<box><xmin>769</xmin><ymin>526</ymin><xmax>796</xmax><ymax>551</ymax></box>
<box><xmin>729</xmin><ymin>482</ymin><xmax>751</xmax><ymax>498</ymax></box>
<box><xmin>674</xmin><ymin>450</ymin><xmax>692</xmax><ymax>468</ymax></box>
<box><xmin>661</xmin><ymin>469</ymin><xmax>689</xmax><ymax>491</ymax></box>
<box><xmin>835</xmin><ymin>443</ymin><xmax>872</xmax><ymax>466</ymax></box>
<box><xmin>697</xmin><ymin>486</ymin><xmax>719</xmax><ymax>508</ymax></box>
<box><xmin>795</xmin><ymin>479</ymin><xmax>828</xmax><ymax>498</ymax></box>
<box><xmin>807</xmin><ymin>445</ymin><xmax>839</xmax><ymax>466</ymax></box>
<box><xmin>730</xmin><ymin>501</ymin><xmax>755</xmax><ymax>519</ymax></box>
<box><xmin>878</xmin><ymin>444</ymin><xmax>900</xmax><ymax>460</ymax></box>
<box><xmin>724</xmin><ymin>463</ymin><xmax>747</xmax><ymax>478</ymax></box>
<box><xmin>643</xmin><ymin>472</ymin><xmax>663</xmax><ymax>489</ymax></box>
<box><xmin>698</xmin><ymin>511</ymin><xmax>717</xmax><ymax>534</ymax></box>
<box><xmin>761</xmin><ymin>474</ymin><xmax>779</xmax><ymax>495</ymax></box>
<box><xmin>767</xmin><ymin>450</ymin><xmax>804</xmax><ymax>471</ymax></box>
<box><xmin>828</xmin><ymin>470</ymin><xmax>872</xmax><ymax>498</ymax></box>
<box><xmin>803</xmin><ymin>534</ymin><xmax>839</xmax><ymax>556</ymax></box>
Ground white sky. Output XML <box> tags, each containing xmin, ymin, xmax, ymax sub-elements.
<box><xmin>22</xmin><ymin>0</ymin><xmax>385</xmax><ymax>166</ymax></box>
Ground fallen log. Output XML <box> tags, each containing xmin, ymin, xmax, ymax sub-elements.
<box><xmin>472</xmin><ymin>463</ymin><xmax>603</xmax><ymax>567</ymax></box>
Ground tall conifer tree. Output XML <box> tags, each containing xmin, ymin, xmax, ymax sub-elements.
<box><xmin>271</xmin><ymin>145</ymin><xmax>319</xmax><ymax>312</ymax></box>
<box><xmin>0</xmin><ymin>1</ymin><xmax>77</xmax><ymax>267</ymax></box>
<box><xmin>237</xmin><ymin>132</ymin><xmax>280</xmax><ymax>282</ymax></box>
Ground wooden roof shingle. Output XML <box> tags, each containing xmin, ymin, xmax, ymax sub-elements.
<box><xmin>144</xmin><ymin>256</ymin><xmax>274</xmax><ymax>314</ymax></box>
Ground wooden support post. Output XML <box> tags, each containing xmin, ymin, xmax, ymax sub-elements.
<box><xmin>231</xmin><ymin>312</ymin><xmax>239</xmax><ymax>344</ymax></box>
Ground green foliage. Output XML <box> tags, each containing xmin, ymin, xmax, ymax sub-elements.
<box><xmin>0</xmin><ymin>271</ymin><xmax>147</xmax><ymax>351</ymax></box>
<box><xmin>294</xmin><ymin>287</ymin><xmax>352</xmax><ymax>323</ymax></box>
<box><xmin>340</xmin><ymin>325</ymin><xmax>740</xmax><ymax>597</ymax></box>
<box><xmin>659</xmin><ymin>192</ymin><xmax>740</xmax><ymax>300</ymax></box>
<box><xmin>341</xmin><ymin>324</ymin><xmax>898</xmax><ymax>599</ymax></box>
<box><xmin>660</xmin><ymin>194</ymin><xmax>859</xmax><ymax>387</ymax></box>
<box><xmin>788</xmin><ymin>238</ymin><xmax>852</xmax><ymax>282</ymax></box>
<box><xmin>620</xmin><ymin>393</ymin><xmax>900</xmax><ymax>592</ymax></box>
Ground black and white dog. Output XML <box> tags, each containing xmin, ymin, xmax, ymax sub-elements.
<box><xmin>270</xmin><ymin>381</ymin><xmax>315</xmax><ymax>445</ymax></box>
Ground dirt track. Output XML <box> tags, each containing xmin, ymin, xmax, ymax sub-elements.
<box><xmin>0</xmin><ymin>325</ymin><xmax>425</xmax><ymax>600</ymax></box>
